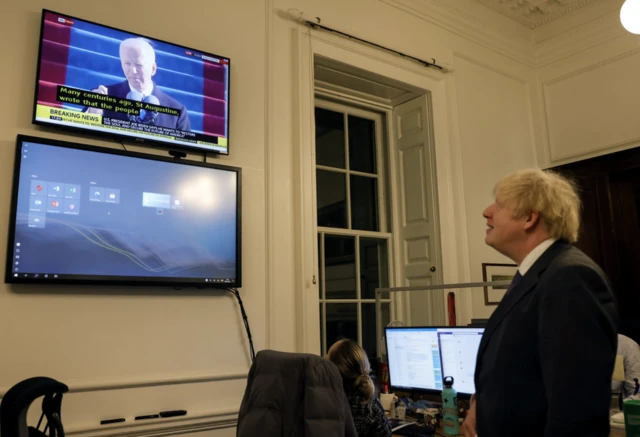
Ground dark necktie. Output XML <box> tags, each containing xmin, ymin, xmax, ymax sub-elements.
<box><xmin>504</xmin><ymin>271</ymin><xmax>523</xmax><ymax>298</ymax></box>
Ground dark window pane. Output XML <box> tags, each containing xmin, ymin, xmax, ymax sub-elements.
<box><xmin>360</xmin><ymin>238</ymin><xmax>389</xmax><ymax>299</ymax></box>
<box><xmin>318</xmin><ymin>234</ymin><xmax>323</xmax><ymax>299</ymax></box>
<box><xmin>351</xmin><ymin>175</ymin><xmax>379</xmax><ymax>231</ymax></box>
<box><xmin>349</xmin><ymin>115</ymin><xmax>376</xmax><ymax>174</ymax></box>
<box><xmin>324</xmin><ymin>235</ymin><xmax>356</xmax><ymax>299</ymax></box>
<box><xmin>362</xmin><ymin>303</ymin><xmax>390</xmax><ymax>360</ymax></box>
<box><xmin>317</xmin><ymin>170</ymin><xmax>347</xmax><ymax>228</ymax></box>
<box><xmin>315</xmin><ymin>108</ymin><xmax>345</xmax><ymax>168</ymax></box>
<box><xmin>320</xmin><ymin>303</ymin><xmax>325</xmax><ymax>355</ymax></box>
<box><xmin>326</xmin><ymin>303</ymin><xmax>358</xmax><ymax>349</ymax></box>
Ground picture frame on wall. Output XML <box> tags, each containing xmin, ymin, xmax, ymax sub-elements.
<box><xmin>482</xmin><ymin>263</ymin><xmax>518</xmax><ymax>306</ymax></box>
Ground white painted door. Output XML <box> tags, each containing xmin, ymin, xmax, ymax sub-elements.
<box><xmin>391</xmin><ymin>95</ymin><xmax>445</xmax><ymax>326</ymax></box>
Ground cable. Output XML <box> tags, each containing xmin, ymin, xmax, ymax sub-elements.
<box><xmin>113</xmin><ymin>136</ymin><xmax>127</xmax><ymax>151</ymax></box>
<box><xmin>226</xmin><ymin>287</ymin><xmax>256</xmax><ymax>362</ymax></box>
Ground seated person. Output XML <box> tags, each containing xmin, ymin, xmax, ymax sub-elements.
<box><xmin>86</xmin><ymin>38</ymin><xmax>191</xmax><ymax>131</ymax></box>
<box><xmin>327</xmin><ymin>339</ymin><xmax>392</xmax><ymax>437</ymax></box>
<box><xmin>613</xmin><ymin>334</ymin><xmax>640</xmax><ymax>401</ymax></box>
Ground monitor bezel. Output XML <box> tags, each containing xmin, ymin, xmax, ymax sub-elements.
<box><xmin>384</xmin><ymin>326</ymin><xmax>484</xmax><ymax>397</ymax></box>
<box><xmin>32</xmin><ymin>9</ymin><xmax>231</xmax><ymax>156</ymax></box>
<box><xmin>5</xmin><ymin>134</ymin><xmax>242</xmax><ymax>288</ymax></box>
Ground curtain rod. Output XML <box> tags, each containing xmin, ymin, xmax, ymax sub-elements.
<box><xmin>290</xmin><ymin>11</ymin><xmax>447</xmax><ymax>72</ymax></box>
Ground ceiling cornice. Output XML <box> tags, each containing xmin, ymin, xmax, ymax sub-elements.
<box><xmin>476</xmin><ymin>0</ymin><xmax>601</xmax><ymax>29</ymax></box>
<box><xmin>381</xmin><ymin>0</ymin><xmax>626</xmax><ymax>68</ymax></box>
<box><xmin>380</xmin><ymin>0</ymin><xmax>535</xmax><ymax>67</ymax></box>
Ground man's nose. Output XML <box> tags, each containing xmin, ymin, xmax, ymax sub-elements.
<box><xmin>483</xmin><ymin>205</ymin><xmax>493</xmax><ymax>219</ymax></box>
<box><xmin>132</xmin><ymin>66</ymin><xmax>138</xmax><ymax>74</ymax></box>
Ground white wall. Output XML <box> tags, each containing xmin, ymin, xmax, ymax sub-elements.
<box><xmin>534</xmin><ymin>7</ymin><xmax>640</xmax><ymax>167</ymax></box>
<box><xmin>0</xmin><ymin>1</ymin><xmax>266</xmax><ymax>435</ymax></box>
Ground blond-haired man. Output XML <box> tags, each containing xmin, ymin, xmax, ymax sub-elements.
<box><xmin>462</xmin><ymin>169</ymin><xmax>618</xmax><ymax>437</ymax></box>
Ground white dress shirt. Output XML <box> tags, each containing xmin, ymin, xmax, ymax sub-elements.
<box><xmin>518</xmin><ymin>238</ymin><xmax>557</xmax><ymax>276</ymax></box>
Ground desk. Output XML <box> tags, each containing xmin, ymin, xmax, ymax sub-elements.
<box><xmin>392</xmin><ymin>425</ymin><xmax>627</xmax><ymax>436</ymax></box>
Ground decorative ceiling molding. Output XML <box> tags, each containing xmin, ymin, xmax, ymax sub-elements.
<box><xmin>381</xmin><ymin>0</ymin><xmax>625</xmax><ymax>68</ymax></box>
<box><xmin>380</xmin><ymin>0</ymin><xmax>535</xmax><ymax>67</ymax></box>
<box><xmin>476</xmin><ymin>0</ymin><xmax>601</xmax><ymax>29</ymax></box>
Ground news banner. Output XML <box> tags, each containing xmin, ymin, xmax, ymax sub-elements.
<box><xmin>35</xmin><ymin>85</ymin><xmax>222</xmax><ymax>147</ymax></box>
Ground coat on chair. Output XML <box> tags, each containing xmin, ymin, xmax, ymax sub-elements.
<box><xmin>237</xmin><ymin>350</ymin><xmax>358</xmax><ymax>437</ymax></box>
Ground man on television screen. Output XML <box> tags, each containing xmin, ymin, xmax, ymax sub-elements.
<box><xmin>86</xmin><ymin>38</ymin><xmax>191</xmax><ymax>132</ymax></box>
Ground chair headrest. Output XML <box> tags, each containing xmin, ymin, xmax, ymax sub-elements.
<box><xmin>0</xmin><ymin>377</ymin><xmax>68</xmax><ymax>437</ymax></box>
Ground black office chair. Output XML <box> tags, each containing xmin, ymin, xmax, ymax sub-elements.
<box><xmin>0</xmin><ymin>377</ymin><xmax>68</xmax><ymax>437</ymax></box>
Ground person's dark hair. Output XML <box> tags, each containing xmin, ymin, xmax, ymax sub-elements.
<box><xmin>326</xmin><ymin>339</ymin><xmax>374</xmax><ymax>402</ymax></box>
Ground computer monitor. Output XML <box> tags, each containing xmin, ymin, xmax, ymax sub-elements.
<box><xmin>437</xmin><ymin>327</ymin><xmax>484</xmax><ymax>396</ymax></box>
<box><xmin>385</xmin><ymin>326</ymin><xmax>485</xmax><ymax>396</ymax></box>
<box><xmin>5</xmin><ymin>135</ymin><xmax>241</xmax><ymax>287</ymax></box>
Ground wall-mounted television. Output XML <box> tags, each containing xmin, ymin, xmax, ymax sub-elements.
<box><xmin>5</xmin><ymin>135</ymin><xmax>241</xmax><ymax>287</ymax></box>
<box><xmin>33</xmin><ymin>10</ymin><xmax>230</xmax><ymax>155</ymax></box>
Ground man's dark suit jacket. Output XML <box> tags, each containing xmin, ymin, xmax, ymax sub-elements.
<box><xmin>102</xmin><ymin>80</ymin><xmax>191</xmax><ymax>131</ymax></box>
<box><xmin>475</xmin><ymin>240</ymin><xmax>618</xmax><ymax>437</ymax></box>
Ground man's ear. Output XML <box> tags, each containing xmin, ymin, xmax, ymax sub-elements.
<box><xmin>151</xmin><ymin>62</ymin><xmax>157</xmax><ymax>77</ymax></box>
<box><xmin>523</xmin><ymin>211</ymin><xmax>540</xmax><ymax>231</ymax></box>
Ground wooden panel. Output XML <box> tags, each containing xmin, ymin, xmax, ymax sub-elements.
<box><xmin>393</xmin><ymin>97</ymin><xmax>443</xmax><ymax>325</ymax></box>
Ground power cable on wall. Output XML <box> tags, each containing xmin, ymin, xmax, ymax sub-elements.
<box><xmin>226</xmin><ymin>288</ymin><xmax>256</xmax><ymax>362</ymax></box>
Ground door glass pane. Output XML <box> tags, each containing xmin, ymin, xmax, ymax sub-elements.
<box><xmin>317</xmin><ymin>170</ymin><xmax>347</xmax><ymax>228</ymax></box>
<box><xmin>351</xmin><ymin>175</ymin><xmax>379</xmax><ymax>231</ymax></box>
<box><xmin>324</xmin><ymin>235</ymin><xmax>356</xmax><ymax>299</ymax></box>
<box><xmin>349</xmin><ymin>115</ymin><xmax>376</xmax><ymax>174</ymax></box>
<box><xmin>326</xmin><ymin>303</ymin><xmax>358</xmax><ymax>348</ymax></box>
<box><xmin>360</xmin><ymin>238</ymin><xmax>389</xmax><ymax>299</ymax></box>
<box><xmin>315</xmin><ymin>108</ymin><xmax>345</xmax><ymax>169</ymax></box>
<box><xmin>362</xmin><ymin>303</ymin><xmax>390</xmax><ymax>360</ymax></box>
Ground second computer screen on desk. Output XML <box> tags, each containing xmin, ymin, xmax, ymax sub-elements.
<box><xmin>385</xmin><ymin>327</ymin><xmax>484</xmax><ymax>395</ymax></box>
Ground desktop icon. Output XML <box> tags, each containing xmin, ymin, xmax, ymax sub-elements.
<box><xmin>53</xmin><ymin>185</ymin><xmax>60</xmax><ymax>192</ymax></box>
<box><xmin>51</xmin><ymin>200</ymin><xmax>59</xmax><ymax>208</ymax></box>
<box><xmin>34</xmin><ymin>199</ymin><xmax>42</xmax><ymax>206</ymax></box>
<box><xmin>68</xmin><ymin>204</ymin><xmax>75</xmax><ymax>210</ymax></box>
<box><xmin>36</xmin><ymin>185</ymin><xmax>43</xmax><ymax>192</ymax></box>
<box><xmin>44</xmin><ymin>274</ymin><xmax>48</xmax><ymax>278</ymax></box>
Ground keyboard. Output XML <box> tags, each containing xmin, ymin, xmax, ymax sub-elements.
<box><xmin>389</xmin><ymin>419</ymin><xmax>434</xmax><ymax>436</ymax></box>
<box><xmin>393</xmin><ymin>423</ymin><xmax>434</xmax><ymax>436</ymax></box>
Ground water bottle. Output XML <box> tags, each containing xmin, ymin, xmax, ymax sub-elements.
<box><xmin>442</xmin><ymin>376</ymin><xmax>459</xmax><ymax>435</ymax></box>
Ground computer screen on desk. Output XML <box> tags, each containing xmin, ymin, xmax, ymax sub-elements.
<box><xmin>385</xmin><ymin>327</ymin><xmax>484</xmax><ymax>395</ymax></box>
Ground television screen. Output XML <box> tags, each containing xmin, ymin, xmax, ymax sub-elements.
<box><xmin>5</xmin><ymin>135</ymin><xmax>241</xmax><ymax>287</ymax></box>
<box><xmin>33</xmin><ymin>10</ymin><xmax>230</xmax><ymax>155</ymax></box>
